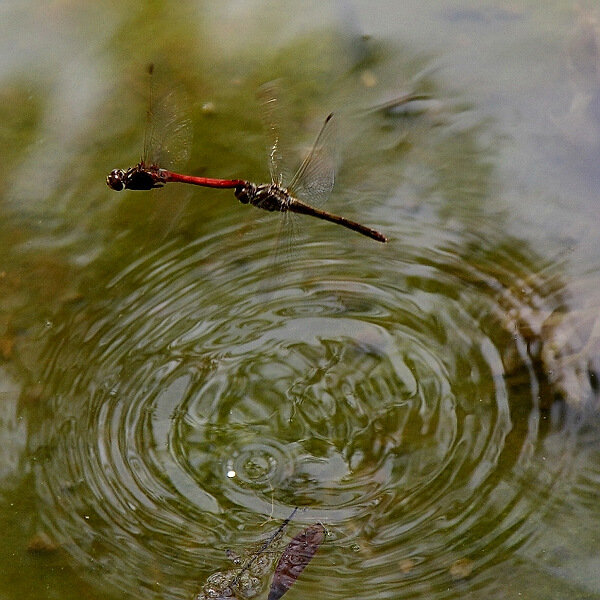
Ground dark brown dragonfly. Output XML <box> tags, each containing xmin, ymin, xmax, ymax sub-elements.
<box><xmin>231</xmin><ymin>507</ymin><xmax>298</xmax><ymax>586</ymax></box>
<box><xmin>197</xmin><ymin>510</ymin><xmax>324</xmax><ymax>600</ymax></box>
<box><xmin>106</xmin><ymin>74</ymin><xmax>387</xmax><ymax>243</ymax></box>
<box><xmin>268</xmin><ymin>523</ymin><xmax>326</xmax><ymax>600</ymax></box>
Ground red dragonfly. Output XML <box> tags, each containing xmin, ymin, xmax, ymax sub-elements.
<box><xmin>107</xmin><ymin>73</ymin><xmax>387</xmax><ymax>243</ymax></box>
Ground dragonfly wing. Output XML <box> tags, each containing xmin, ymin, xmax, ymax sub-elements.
<box><xmin>267</xmin><ymin>523</ymin><xmax>325</xmax><ymax>600</ymax></box>
<box><xmin>286</xmin><ymin>113</ymin><xmax>336</xmax><ymax>209</ymax></box>
<box><xmin>142</xmin><ymin>64</ymin><xmax>156</xmax><ymax>164</ymax></box>
<box><xmin>142</xmin><ymin>65</ymin><xmax>192</xmax><ymax>169</ymax></box>
<box><xmin>273</xmin><ymin>210</ymin><xmax>304</xmax><ymax>273</ymax></box>
<box><xmin>257</xmin><ymin>83</ymin><xmax>293</xmax><ymax>186</ymax></box>
<box><xmin>150</xmin><ymin>85</ymin><xmax>193</xmax><ymax>169</ymax></box>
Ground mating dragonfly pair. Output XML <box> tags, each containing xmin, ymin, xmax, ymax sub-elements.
<box><xmin>107</xmin><ymin>72</ymin><xmax>387</xmax><ymax>244</ymax></box>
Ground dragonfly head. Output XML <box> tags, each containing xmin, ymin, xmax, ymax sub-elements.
<box><xmin>106</xmin><ymin>169</ymin><xmax>126</xmax><ymax>191</ymax></box>
<box><xmin>234</xmin><ymin>182</ymin><xmax>256</xmax><ymax>205</ymax></box>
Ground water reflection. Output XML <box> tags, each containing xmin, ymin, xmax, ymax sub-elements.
<box><xmin>8</xmin><ymin>9</ymin><xmax>598</xmax><ymax>600</ymax></box>
<box><xmin>30</xmin><ymin>210</ymin><xmax>585</xmax><ymax>599</ymax></box>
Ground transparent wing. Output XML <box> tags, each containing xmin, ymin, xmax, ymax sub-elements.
<box><xmin>286</xmin><ymin>113</ymin><xmax>336</xmax><ymax>209</ymax></box>
<box><xmin>272</xmin><ymin>210</ymin><xmax>304</xmax><ymax>275</ymax></box>
<box><xmin>142</xmin><ymin>64</ymin><xmax>156</xmax><ymax>163</ymax></box>
<box><xmin>143</xmin><ymin>66</ymin><xmax>192</xmax><ymax>169</ymax></box>
<box><xmin>257</xmin><ymin>82</ymin><xmax>294</xmax><ymax>186</ymax></box>
<box><xmin>149</xmin><ymin>86</ymin><xmax>192</xmax><ymax>169</ymax></box>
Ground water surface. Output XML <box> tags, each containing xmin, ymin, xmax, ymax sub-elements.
<box><xmin>1</xmin><ymin>1</ymin><xmax>599</xmax><ymax>599</ymax></box>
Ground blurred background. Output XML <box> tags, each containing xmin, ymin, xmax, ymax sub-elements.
<box><xmin>1</xmin><ymin>1</ymin><xmax>599</xmax><ymax>599</ymax></box>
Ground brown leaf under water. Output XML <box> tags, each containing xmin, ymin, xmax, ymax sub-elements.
<box><xmin>267</xmin><ymin>523</ymin><xmax>325</xmax><ymax>600</ymax></box>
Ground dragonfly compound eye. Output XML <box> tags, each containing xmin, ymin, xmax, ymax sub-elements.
<box><xmin>106</xmin><ymin>169</ymin><xmax>126</xmax><ymax>191</ymax></box>
<box><xmin>234</xmin><ymin>182</ymin><xmax>256</xmax><ymax>204</ymax></box>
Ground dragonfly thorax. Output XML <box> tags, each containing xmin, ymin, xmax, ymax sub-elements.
<box><xmin>235</xmin><ymin>182</ymin><xmax>291</xmax><ymax>212</ymax></box>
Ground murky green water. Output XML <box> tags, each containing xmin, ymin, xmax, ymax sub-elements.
<box><xmin>1</xmin><ymin>1</ymin><xmax>600</xmax><ymax>599</ymax></box>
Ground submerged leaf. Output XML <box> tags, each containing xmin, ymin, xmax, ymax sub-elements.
<box><xmin>267</xmin><ymin>523</ymin><xmax>325</xmax><ymax>600</ymax></box>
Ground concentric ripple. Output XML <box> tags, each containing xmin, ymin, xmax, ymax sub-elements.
<box><xmin>31</xmin><ymin>216</ymin><xmax>579</xmax><ymax>600</ymax></box>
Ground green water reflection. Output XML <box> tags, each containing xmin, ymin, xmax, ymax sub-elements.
<box><xmin>1</xmin><ymin>1</ymin><xmax>600</xmax><ymax>600</ymax></box>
